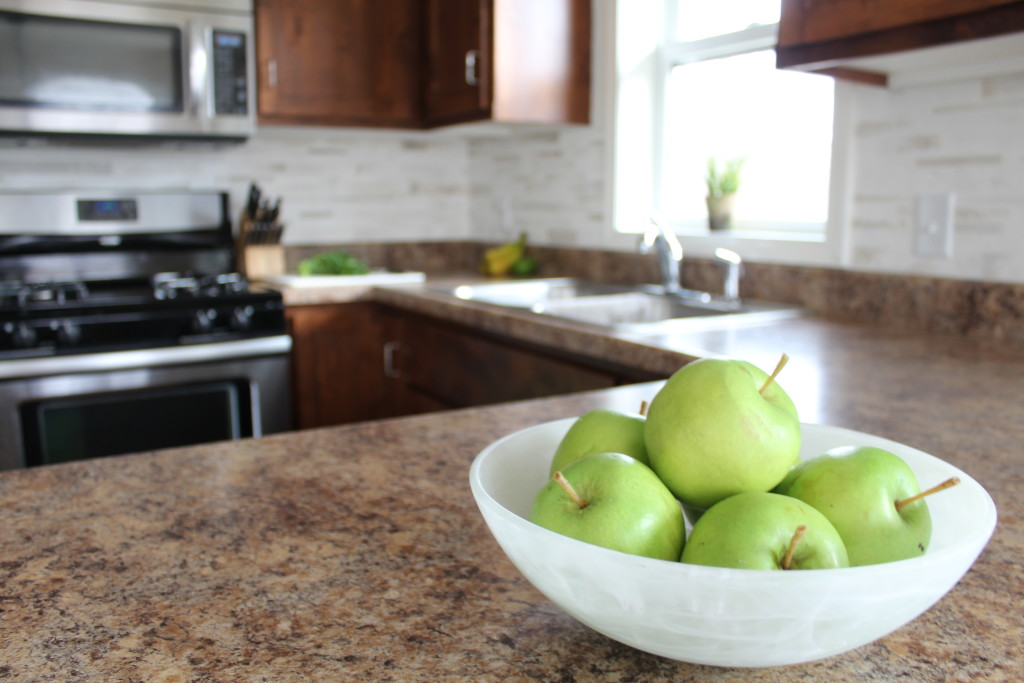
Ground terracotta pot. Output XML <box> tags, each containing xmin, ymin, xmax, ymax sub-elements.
<box><xmin>706</xmin><ymin>193</ymin><xmax>737</xmax><ymax>231</ymax></box>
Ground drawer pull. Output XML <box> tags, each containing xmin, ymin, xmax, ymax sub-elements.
<box><xmin>465</xmin><ymin>49</ymin><xmax>480</xmax><ymax>86</ymax></box>
<box><xmin>383</xmin><ymin>341</ymin><xmax>401</xmax><ymax>378</ymax></box>
<box><xmin>267</xmin><ymin>59</ymin><xmax>278</xmax><ymax>88</ymax></box>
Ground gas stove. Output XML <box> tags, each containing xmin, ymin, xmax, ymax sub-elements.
<box><xmin>0</xmin><ymin>189</ymin><xmax>286</xmax><ymax>359</ymax></box>
<box><xmin>0</xmin><ymin>271</ymin><xmax>285</xmax><ymax>359</ymax></box>
<box><xmin>0</xmin><ymin>189</ymin><xmax>292</xmax><ymax>470</ymax></box>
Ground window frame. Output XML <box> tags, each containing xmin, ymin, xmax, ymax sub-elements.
<box><xmin>607</xmin><ymin>0</ymin><xmax>854</xmax><ymax>268</ymax></box>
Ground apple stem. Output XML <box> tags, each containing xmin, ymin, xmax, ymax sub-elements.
<box><xmin>639</xmin><ymin>400</ymin><xmax>649</xmax><ymax>417</ymax></box>
<box><xmin>782</xmin><ymin>525</ymin><xmax>807</xmax><ymax>570</ymax></box>
<box><xmin>895</xmin><ymin>476</ymin><xmax>961</xmax><ymax>511</ymax></box>
<box><xmin>553</xmin><ymin>471</ymin><xmax>589</xmax><ymax>509</ymax></box>
<box><xmin>759</xmin><ymin>353</ymin><xmax>790</xmax><ymax>396</ymax></box>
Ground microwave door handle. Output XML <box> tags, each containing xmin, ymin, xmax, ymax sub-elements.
<box><xmin>187</xmin><ymin>25</ymin><xmax>210</xmax><ymax>118</ymax></box>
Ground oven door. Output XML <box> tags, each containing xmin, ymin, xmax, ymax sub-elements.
<box><xmin>0</xmin><ymin>336</ymin><xmax>291</xmax><ymax>470</ymax></box>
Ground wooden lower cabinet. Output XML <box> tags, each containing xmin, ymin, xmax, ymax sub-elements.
<box><xmin>285</xmin><ymin>302</ymin><xmax>398</xmax><ymax>430</ymax></box>
<box><xmin>287</xmin><ymin>302</ymin><xmax>663</xmax><ymax>430</ymax></box>
<box><xmin>384</xmin><ymin>308</ymin><xmax>618</xmax><ymax>410</ymax></box>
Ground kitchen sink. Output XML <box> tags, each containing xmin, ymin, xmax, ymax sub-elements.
<box><xmin>436</xmin><ymin>278</ymin><xmax>639</xmax><ymax>308</ymax></box>
<box><xmin>433</xmin><ymin>278</ymin><xmax>805</xmax><ymax>334</ymax></box>
<box><xmin>530</xmin><ymin>291</ymin><xmax>803</xmax><ymax>333</ymax></box>
<box><xmin>533</xmin><ymin>291</ymin><xmax>728</xmax><ymax>323</ymax></box>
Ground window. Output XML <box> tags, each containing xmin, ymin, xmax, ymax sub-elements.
<box><xmin>613</xmin><ymin>0</ymin><xmax>851</xmax><ymax>263</ymax></box>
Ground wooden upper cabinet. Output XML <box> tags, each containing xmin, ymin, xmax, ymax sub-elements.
<box><xmin>777</xmin><ymin>0</ymin><xmax>1024</xmax><ymax>76</ymax></box>
<box><xmin>489</xmin><ymin>0</ymin><xmax>591</xmax><ymax>125</ymax></box>
<box><xmin>423</xmin><ymin>0</ymin><xmax>492</xmax><ymax>126</ymax></box>
<box><xmin>255</xmin><ymin>0</ymin><xmax>423</xmax><ymax>128</ymax></box>
<box><xmin>256</xmin><ymin>0</ymin><xmax>590</xmax><ymax>129</ymax></box>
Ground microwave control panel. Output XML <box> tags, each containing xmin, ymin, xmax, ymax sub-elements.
<box><xmin>211</xmin><ymin>30</ymin><xmax>249</xmax><ymax>116</ymax></box>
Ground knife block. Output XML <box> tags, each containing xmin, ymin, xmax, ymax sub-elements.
<box><xmin>236</xmin><ymin>216</ymin><xmax>285</xmax><ymax>279</ymax></box>
<box><xmin>239</xmin><ymin>245</ymin><xmax>285</xmax><ymax>279</ymax></box>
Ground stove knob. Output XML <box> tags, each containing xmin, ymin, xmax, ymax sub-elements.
<box><xmin>56</xmin><ymin>320</ymin><xmax>83</xmax><ymax>347</ymax></box>
<box><xmin>8</xmin><ymin>322</ymin><xmax>38</xmax><ymax>349</ymax></box>
<box><xmin>192</xmin><ymin>309</ymin><xmax>216</xmax><ymax>334</ymax></box>
<box><xmin>229</xmin><ymin>305</ymin><xmax>254</xmax><ymax>331</ymax></box>
<box><xmin>9</xmin><ymin>322</ymin><xmax>38</xmax><ymax>349</ymax></box>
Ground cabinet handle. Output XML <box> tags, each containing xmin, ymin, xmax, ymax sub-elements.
<box><xmin>267</xmin><ymin>59</ymin><xmax>278</xmax><ymax>88</ymax></box>
<box><xmin>464</xmin><ymin>49</ymin><xmax>479</xmax><ymax>86</ymax></box>
<box><xmin>383</xmin><ymin>341</ymin><xmax>401</xmax><ymax>379</ymax></box>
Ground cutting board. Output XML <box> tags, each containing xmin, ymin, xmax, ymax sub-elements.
<box><xmin>259</xmin><ymin>272</ymin><xmax>426</xmax><ymax>288</ymax></box>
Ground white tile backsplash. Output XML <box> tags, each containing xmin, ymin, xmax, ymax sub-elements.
<box><xmin>468</xmin><ymin>126</ymin><xmax>609</xmax><ymax>247</ymax></box>
<box><xmin>846</xmin><ymin>72</ymin><xmax>1024</xmax><ymax>282</ymax></box>
<box><xmin>1</xmin><ymin>65</ymin><xmax>1022</xmax><ymax>283</ymax></box>
<box><xmin>466</xmin><ymin>71</ymin><xmax>1024</xmax><ymax>284</ymax></box>
<box><xmin>0</xmin><ymin>126</ymin><xmax>474</xmax><ymax>245</ymax></box>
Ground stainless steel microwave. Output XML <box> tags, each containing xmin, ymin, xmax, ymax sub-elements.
<box><xmin>0</xmin><ymin>0</ymin><xmax>255</xmax><ymax>140</ymax></box>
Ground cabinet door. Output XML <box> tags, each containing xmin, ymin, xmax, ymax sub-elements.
<box><xmin>391</xmin><ymin>312</ymin><xmax>618</xmax><ymax>409</ymax></box>
<box><xmin>286</xmin><ymin>303</ymin><xmax>397</xmax><ymax>429</ymax></box>
<box><xmin>424</xmin><ymin>0</ymin><xmax>491</xmax><ymax>125</ymax></box>
<box><xmin>490</xmin><ymin>0</ymin><xmax>591</xmax><ymax>125</ymax></box>
<box><xmin>255</xmin><ymin>0</ymin><xmax>422</xmax><ymax>127</ymax></box>
<box><xmin>777</xmin><ymin>0</ymin><xmax>1024</xmax><ymax>71</ymax></box>
<box><xmin>780</xmin><ymin>0</ymin><xmax>1016</xmax><ymax>45</ymax></box>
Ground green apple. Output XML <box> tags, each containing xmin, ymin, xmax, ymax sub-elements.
<box><xmin>549</xmin><ymin>408</ymin><xmax>648</xmax><ymax>475</ymax></box>
<box><xmin>528</xmin><ymin>452</ymin><xmax>686</xmax><ymax>561</ymax></box>
<box><xmin>681</xmin><ymin>491</ymin><xmax>849</xmax><ymax>570</ymax></box>
<box><xmin>644</xmin><ymin>356</ymin><xmax>801</xmax><ymax>510</ymax></box>
<box><xmin>774</xmin><ymin>445</ymin><xmax>951</xmax><ymax>566</ymax></box>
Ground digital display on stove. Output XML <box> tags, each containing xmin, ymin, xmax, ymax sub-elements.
<box><xmin>77</xmin><ymin>199</ymin><xmax>138</xmax><ymax>222</ymax></box>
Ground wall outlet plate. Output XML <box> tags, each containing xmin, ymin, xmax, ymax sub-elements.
<box><xmin>913</xmin><ymin>193</ymin><xmax>955</xmax><ymax>259</ymax></box>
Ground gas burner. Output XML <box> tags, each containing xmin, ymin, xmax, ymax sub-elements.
<box><xmin>24</xmin><ymin>281</ymin><xmax>90</xmax><ymax>306</ymax></box>
<box><xmin>0</xmin><ymin>281</ymin><xmax>90</xmax><ymax>309</ymax></box>
<box><xmin>152</xmin><ymin>272</ymin><xmax>248</xmax><ymax>300</ymax></box>
<box><xmin>152</xmin><ymin>272</ymin><xmax>200</xmax><ymax>300</ymax></box>
<box><xmin>0</xmin><ymin>281</ymin><xmax>23</xmax><ymax>303</ymax></box>
<box><xmin>0</xmin><ymin>284</ymin><xmax>22</xmax><ymax>314</ymax></box>
<box><xmin>199</xmin><ymin>272</ymin><xmax>248</xmax><ymax>296</ymax></box>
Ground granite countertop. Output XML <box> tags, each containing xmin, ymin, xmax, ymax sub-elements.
<box><xmin>2</xmin><ymin>279</ymin><xmax>1022</xmax><ymax>680</ymax></box>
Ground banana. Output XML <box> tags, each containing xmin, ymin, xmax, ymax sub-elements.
<box><xmin>481</xmin><ymin>232</ymin><xmax>527</xmax><ymax>277</ymax></box>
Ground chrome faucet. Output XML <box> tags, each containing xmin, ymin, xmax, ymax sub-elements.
<box><xmin>714</xmin><ymin>247</ymin><xmax>743</xmax><ymax>303</ymax></box>
<box><xmin>639</xmin><ymin>217</ymin><xmax>683</xmax><ymax>293</ymax></box>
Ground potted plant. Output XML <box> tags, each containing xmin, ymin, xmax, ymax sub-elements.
<box><xmin>705</xmin><ymin>156</ymin><xmax>745</xmax><ymax>230</ymax></box>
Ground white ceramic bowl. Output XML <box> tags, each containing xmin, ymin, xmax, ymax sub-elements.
<box><xmin>469</xmin><ymin>419</ymin><xmax>997</xmax><ymax>668</ymax></box>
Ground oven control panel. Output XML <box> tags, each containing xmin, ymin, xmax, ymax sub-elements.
<box><xmin>77</xmin><ymin>198</ymin><xmax>139</xmax><ymax>222</ymax></box>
